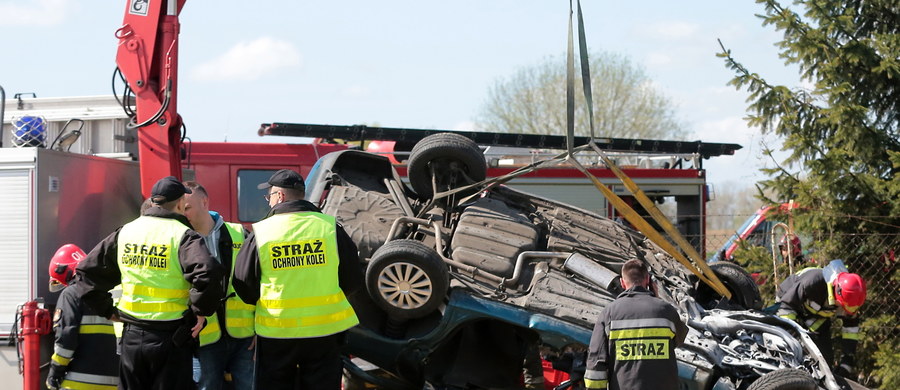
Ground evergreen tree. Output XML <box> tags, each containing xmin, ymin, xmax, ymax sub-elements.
<box><xmin>719</xmin><ymin>1</ymin><xmax>899</xmax><ymax>386</ymax></box>
<box><xmin>719</xmin><ymin>0</ymin><xmax>899</xmax><ymax>234</ymax></box>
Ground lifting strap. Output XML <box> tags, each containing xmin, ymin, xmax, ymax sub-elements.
<box><xmin>564</xmin><ymin>0</ymin><xmax>730</xmax><ymax>298</ymax></box>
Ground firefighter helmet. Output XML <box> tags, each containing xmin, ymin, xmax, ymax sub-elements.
<box><xmin>833</xmin><ymin>272</ymin><xmax>866</xmax><ymax>314</ymax></box>
<box><xmin>48</xmin><ymin>244</ymin><xmax>86</xmax><ymax>292</ymax></box>
<box><xmin>779</xmin><ymin>235</ymin><xmax>802</xmax><ymax>258</ymax></box>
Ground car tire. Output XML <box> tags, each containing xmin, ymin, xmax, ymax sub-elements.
<box><xmin>746</xmin><ymin>369</ymin><xmax>817</xmax><ymax>390</ymax></box>
<box><xmin>695</xmin><ymin>262</ymin><xmax>763</xmax><ymax>310</ymax></box>
<box><xmin>366</xmin><ymin>239</ymin><xmax>449</xmax><ymax>319</ymax></box>
<box><xmin>407</xmin><ymin>133</ymin><xmax>486</xmax><ymax>199</ymax></box>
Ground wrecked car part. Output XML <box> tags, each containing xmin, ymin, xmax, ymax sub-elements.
<box><xmin>323</xmin><ymin>185</ymin><xmax>405</xmax><ymax>260</ymax></box>
<box><xmin>502</xmin><ymin>252</ymin><xmax>570</xmax><ymax>288</ymax></box>
<box><xmin>450</xmin><ymin>197</ymin><xmax>539</xmax><ymax>279</ymax></box>
<box><xmin>384</xmin><ymin>177</ymin><xmax>416</xmax><ymax>218</ymax></box>
<box><xmin>688</xmin><ymin>316</ymin><xmax>803</xmax><ymax>366</ymax></box>
<box><xmin>695</xmin><ymin>262</ymin><xmax>764</xmax><ymax>310</ymax></box>
<box><xmin>366</xmin><ymin>239</ymin><xmax>450</xmax><ymax>320</ymax></box>
<box><xmin>563</xmin><ymin>252</ymin><xmax>620</xmax><ymax>291</ymax></box>
<box><xmin>407</xmin><ymin>133</ymin><xmax>487</xmax><ymax>199</ymax></box>
<box><xmin>745</xmin><ymin>368</ymin><xmax>817</xmax><ymax>390</ymax></box>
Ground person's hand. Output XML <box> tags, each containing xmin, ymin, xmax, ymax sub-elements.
<box><xmin>46</xmin><ymin>376</ymin><xmax>62</xmax><ymax>390</ymax></box>
<box><xmin>191</xmin><ymin>316</ymin><xmax>206</xmax><ymax>338</ymax></box>
<box><xmin>249</xmin><ymin>335</ymin><xmax>257</xmax><ymax>361</ymax></box>
<box><xmin>46</xmin><ymin>362</ymin><xmax>65</xmax><ymax>390</ymax></box>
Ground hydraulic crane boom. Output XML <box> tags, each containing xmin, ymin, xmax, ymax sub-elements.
<box><xmin>115</xmin><ymin>0</ymin><xmax>186</xmax><ymax>197</ymax></box>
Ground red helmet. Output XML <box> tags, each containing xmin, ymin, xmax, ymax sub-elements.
<box><xmin>834</xmin><ymin>272</ymin><xmax>866</xmax><ymax>314</ymax></box>
<box><xmin>49</xmin><ymin>244</ymin><xmax>86</xmax><ymax>292</ymax></box>
<box><xmin>779</xmin><ymin>235</ymin><xmax>802</xmax><ymax>258</ymax></box>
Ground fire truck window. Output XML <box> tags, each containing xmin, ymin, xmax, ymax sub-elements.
<box><xmin>237</xmin><ymin>169</ymin><xmax>278</xmax><ymax>223</ymax></box>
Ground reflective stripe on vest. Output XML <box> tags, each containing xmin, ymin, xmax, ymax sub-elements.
<box><xmin>200</xmin><ymin>222</ymin><xmax>255</xmax><ymax>346</ymax></box>
<box><xmin>608</xmin><ymin>318</ymin><xmax>676</xmax><ymax>361</ymax></box>
<box><xmin>116</xmin><ymin>216</ymin><xmax>190</xmax><ymax>321</ymax></box>
<box><xmin>252</xmin><ymin>212</ymin><xmax>358</xmax><ymax>338</ymax></box>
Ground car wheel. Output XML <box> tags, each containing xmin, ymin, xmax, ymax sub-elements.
<box><xmin>695</xmin><ymin>262</ymin><xmax>763</xmax><ymax>310</ymax></box>
<box><xmin>407</xmin><ymin>133</ymin><xmax>487</xmax><ymax>199</ymax></box>
<box><xmin>366</xmin><ymin>239</ymin><xmax>449</xmax><ymax>319</ymax></box>
<box><xmin>746</xmin><ymin>369</ymin><xmax>817</xmax><ymax>390</ymax></box>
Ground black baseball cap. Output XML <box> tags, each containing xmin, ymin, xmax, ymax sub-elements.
<box><xmin>258</xmin><ymin>169</ymin><xmax>305</xmax><ymax>190</ymax></box>
<box><xmin>151</xmin><ymin>176</ymin><xmax>192</xmax><ymax>202</ymax></box>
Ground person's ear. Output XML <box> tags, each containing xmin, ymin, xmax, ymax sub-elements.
<box><xmin>620</xmin><ymin>278</ymin><xmax>627</xmax><ymax>290</ymax></box>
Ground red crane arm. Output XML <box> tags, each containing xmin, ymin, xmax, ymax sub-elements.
<box><xmin>115</xmin><ymin>0</ymin><xmax>186</xmax><ymax>198</ymax></box>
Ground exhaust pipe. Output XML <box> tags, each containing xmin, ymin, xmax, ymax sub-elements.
<box><xmin>563</xmin><ymin>253</ymin><xmax>619</xmax><ymax>290</ymax></box>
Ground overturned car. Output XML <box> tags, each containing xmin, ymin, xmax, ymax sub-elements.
<box><xmin>305</xmin><ymin>133</ymin><xmax>856</xmax><ymax>390</ymax></box>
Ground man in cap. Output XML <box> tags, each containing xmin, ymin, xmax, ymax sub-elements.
<box><xmin>233</xmin><ymin>169</ymin><xmax>363</xmax><ymax>390</ymax></box>
<box><xmin>76</xmin><ymin>176</ymin><xmax>225</xmax><ymax>390</ymax></box>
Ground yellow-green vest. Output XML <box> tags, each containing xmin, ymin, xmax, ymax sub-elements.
<box><xmin>253</xmin><ymin>212</ymin><xmax>358</xmax><ymax>338</ymax></box>
<box><xmin>199</xmin><ymin>222</ymin><xmax>255</xmax><ymax>346</ymax></box>
<box><xmin>116</xmin><ymin>216</ymin><xmax>191</xmax><ymax>321</ymax></box>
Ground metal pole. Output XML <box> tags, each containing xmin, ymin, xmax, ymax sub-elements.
<box><xmin>1</xmin><ymin>84</ymin><xmax>6</xmax><ymax>148</ymax></box>
<box><xmin>21</xmin><ymin>301</ymin><xmax>39</xmax><ymax>390</ymax></box>
<box><xmin>20</xmin><ymin>300</ymin><xmax>51</xmax><ymax>390</ymax></box>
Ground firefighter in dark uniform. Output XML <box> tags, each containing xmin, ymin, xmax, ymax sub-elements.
<box><xmin>776</xmin><ymin>260</ymin><xmax>866</xmax><ymax>377</ymax></box>
<box><xmin>233</xmin><ymin>169</ymin><xmax>363</xmax><ymax>390</ymax></box>
<box><xmin>75</xmin><ymin>176</ymin><xmax>225</xmax><ymax>390</ymax></box>
<box><xmin>585</xmin><ymin>259</ymin><xmax>688</xmax><ymax>390</ymax></box>
<box><xmin>47</xmin><ymin>244</ymin><xmax>119</xmax><ymax>390</ymax></box>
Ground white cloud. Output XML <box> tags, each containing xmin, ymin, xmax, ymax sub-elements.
<box><xmin>0</xmin><ymin>0</ymin><xmax>70</xmax><ymax>26</ymax></box>
<box><xmin>191</xmin><ymin>37</ymin><xmax>301</xmax><ymax>82</ymax></box>
<box><xmin>643</xmin><ymin>21</ymin><xmax>700</xmax><ymax>40</ymax></box>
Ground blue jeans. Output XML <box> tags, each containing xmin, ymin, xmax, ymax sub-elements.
<box><xmin>193</xmin><ymin>335</ymin><xmax>256</xmax><ymax>390</ymax></box>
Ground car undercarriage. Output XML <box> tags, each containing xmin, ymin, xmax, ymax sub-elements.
<box><xmin>305</xmin><ymin>133</ymin><xmax>863</xmax><ymax>390</ymax></box>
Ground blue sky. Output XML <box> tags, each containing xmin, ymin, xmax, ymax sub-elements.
<box><xmin>0</xmin><ymin>1</ymin><xmax>803</xmax><ymax>190</ymax></box>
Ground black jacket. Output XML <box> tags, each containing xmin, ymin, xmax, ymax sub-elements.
<box><xmin>51</xmin><ymin>282</ymin><xmax>119</xmax><ymax>386</ymax></box>
<box><xmin>585</xmin><ymin>286</ymin><xmax>688</xmax><ymax>390</ymax></box>
<box><xmin>74</xmin><ymin>206</ymin><xmax>226</xmax><ymax>329</ymax></box>
<box><xmin>777</xmin><ymin>268</ymin><xmax>860</xmax><ymax>354</ymax></box>
<box><xmin>232</xmin><ymin>200</ymin><xmax>363</xmax><ymax>305</ymax></box>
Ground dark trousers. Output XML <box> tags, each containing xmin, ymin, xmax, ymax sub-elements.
<box><xmin>813</xmin><ymin>321</ymin><xmax>835</xmax><ymax>364</ymax></box>
<box><xmin>256</xmin><ymin>334</ymin><xmax>342</xmax><ymax>390</ymax></box>
<box><xmin>120</xmin><ymin>324</ymin><xmax>195</xmax><ymax>390</ymax></box>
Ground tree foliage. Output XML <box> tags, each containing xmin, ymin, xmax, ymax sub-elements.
<box><xmin>720</xmin><ymin>1</ymin><xmax>899</xmax><ymax>387</ymax></box>
<box><xmin>719</xmin><ymin>0</ymin><xmax>900</xmax><ymax>235</ymax></box>
<box><xmin>477</xmin><ymin>51</ymin><xmax>686</xmax><ymax>139</ymax></box>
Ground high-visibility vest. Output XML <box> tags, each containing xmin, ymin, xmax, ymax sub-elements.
<box><xmin>252</xmin><ymin>212</ymin><xmax>358</xmax><ymax>338</ymax></box>
<box><xmin>200</xmin><ymin>222</ymin><xmax>255</xmax><ymax>346</ymax></box>
<box><xmin>116</xmin><ymin>216</ymin><xmax>191</xmax><ymax>321</ymax></box>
